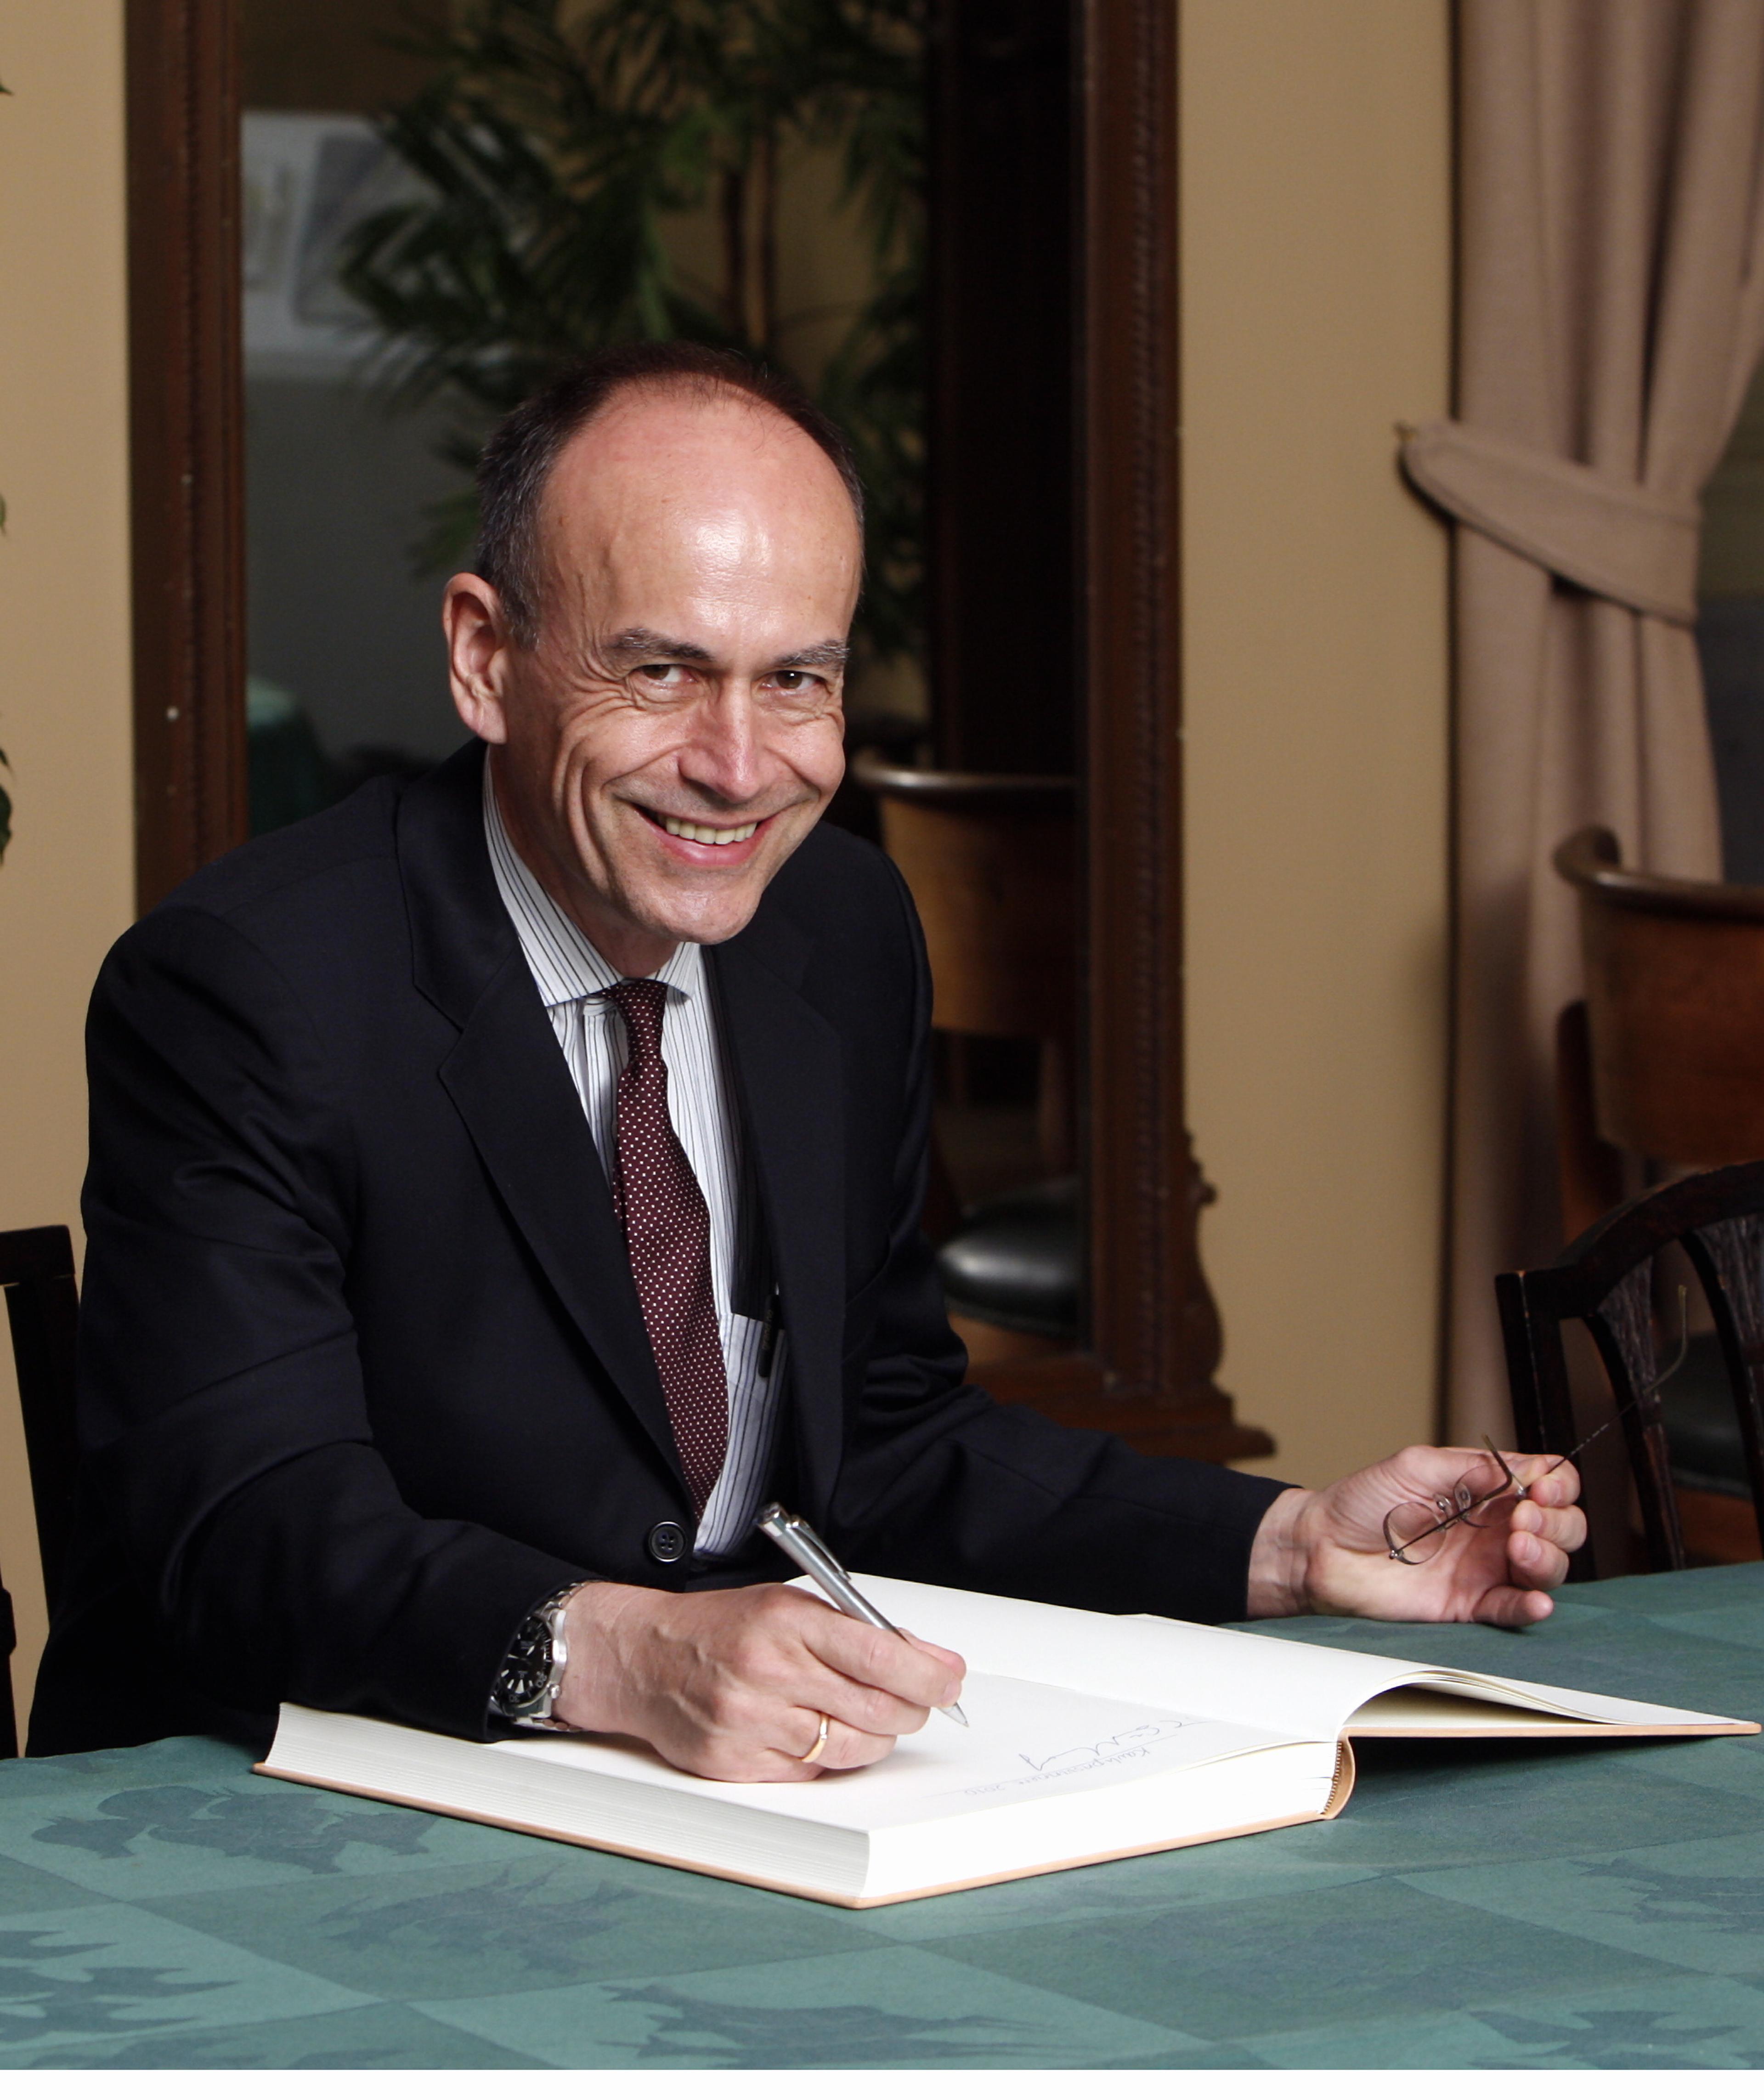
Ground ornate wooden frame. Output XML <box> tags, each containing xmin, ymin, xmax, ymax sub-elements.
<box><xmin>124</xmin><ymin>0</ymin><xmax>1269</xmax><ymax>1461</ymax></box>
<box><xmin>980</xmin><ymin>0</ymin><xmax>1267</xmax><ymax>1460</ymax></box>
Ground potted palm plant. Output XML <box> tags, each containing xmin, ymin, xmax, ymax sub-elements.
<box><xmin>339</xmin><ymin>0</ymin><xmax>926</xmax><ymax>673</ymax></box>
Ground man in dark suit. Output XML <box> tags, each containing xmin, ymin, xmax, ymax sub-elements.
<box><xmin>30</xmin><ymin>344</ymin><xmax>1584</xmax><ymax>1771</ymax></box>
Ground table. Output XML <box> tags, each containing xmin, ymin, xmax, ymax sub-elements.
<box><xmin>2</xmin><ymin>1563</ymin><xmax>1764</xmax><ymax>2068</ymax></box>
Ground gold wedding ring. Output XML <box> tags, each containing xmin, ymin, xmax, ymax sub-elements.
<box><xmin>800</xmin><ymin>1711</ymin><xmax>832</xmax><ymax>1765</ymax></box>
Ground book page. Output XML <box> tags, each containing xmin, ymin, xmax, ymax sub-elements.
<box><xmin>826</xmin><ymin>1577</ymin><xmax>1430</xmax><ymax>1739</ymax></box>
<box><xmin>1348</xmin><ymin>1667</ymin><xmax>1753</xmax><ymax>1733</ymax></box>
<box><xmin>825</xmin><ymin>1577</ymin><xmax>1749</xmax><ymax>1740</ymax></box>
<box><xmin>1347</xmin><ymin>1687</ymin><xmax>1633</xmax><ymax>1734</ymax></box>
<box><xmin>496</xmin><ymin>1673</ymin><xmax>1301</xmax><ymax>1832</ymax></box>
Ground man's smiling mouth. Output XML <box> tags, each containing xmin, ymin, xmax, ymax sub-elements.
<box><xmin>643</xmin><ymin>809</ymin><xmax>763</xmax><ymax>847</ymax></box>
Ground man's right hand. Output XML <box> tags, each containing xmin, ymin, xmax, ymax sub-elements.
<box><xmin>551</xmin><ymin>1581</ymin><xmax>967</xmax><ymax>1782</ymax></box>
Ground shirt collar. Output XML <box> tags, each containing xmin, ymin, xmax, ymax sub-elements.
<box><xmin>482</xmin><ymin>759</ymin><xmax>701</xmax><ymax>1009</ymax></box>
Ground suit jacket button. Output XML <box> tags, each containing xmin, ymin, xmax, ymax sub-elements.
<box><xmin>647</xmin><ymin>1520</ymin><xmax>688</xmax><ymax>1565</ymax></box>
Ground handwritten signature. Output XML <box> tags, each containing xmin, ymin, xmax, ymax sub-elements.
<box><xmin>943</xmin><ymin>1719</ymin><xmax>1195</xmax><ymax>1798</ymax></box>
<box><xmin>1018</xmin><ymin>1722</ymin><xmax>1190</xmax><ymax>1775</ymax></box>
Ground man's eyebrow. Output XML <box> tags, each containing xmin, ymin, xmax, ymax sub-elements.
<box><xmin>773</xmin><ymin>641</ymin><xmax>850</xmax><ymax>670</ymax></box>
<box><xmin>606</xmin><ymin>630</ymin><xmax>850</xmax><ymax>673</ymax></box>
<box><xmin>605</xmin><ymin>628</ymin><xmax>716</xmax><ymax>663</ymax></box>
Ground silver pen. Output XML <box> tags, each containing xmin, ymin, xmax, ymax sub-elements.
<box><xmin>757</xmin><ymin>1503</ymin><xmax>969</xmax><ymax>1726</ymax></box>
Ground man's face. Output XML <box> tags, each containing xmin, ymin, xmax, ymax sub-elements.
<box><xmin>449</xmin><ymin>386</ymin><xmax>860</xmax><ymax>973</ymax></box>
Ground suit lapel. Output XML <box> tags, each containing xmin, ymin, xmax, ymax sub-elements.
<box><xmin>710</xmin><ymin>915</ymin><xmax>847</xmax><ymax>1519</ymax></box>
<box><xmin>438</xmin><ymin>958</ymin><xmax>681</xmax><ymax>1484</ymax></box>
<box><xmin>398</xmin><ymin>746</ymin><xmax>684</xmax><ymax>1493</ymax></box>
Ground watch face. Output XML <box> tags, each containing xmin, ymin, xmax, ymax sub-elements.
<box><xmin>498</xmin><ymin>1664</ymin><xmax>549</xmax><ymax>1710</ymax></box>
<box><xmin>494</xmin><ymin>1609</ymin><xmax>556</xmax><ymax>1716</ymax></box>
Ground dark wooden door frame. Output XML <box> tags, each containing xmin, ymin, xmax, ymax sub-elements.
<box><xmin>127</xmin><ymin>0</ymin><xmax>249</xmax><ymax>911</ymax></box>
<box><xmin>124</xmin><ymin>0</ymin><xmax>1269</xmax><ymax>1463</ymax></box>
<box><xmin>981</xmin><ymin>0</ymin><xmax>1266</xmax><ymax>1460</ymax></box>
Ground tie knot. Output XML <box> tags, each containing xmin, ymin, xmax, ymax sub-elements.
<box><xmin>606</xmin><ymin>977</ymin><xmax>669</xmax><ymax>1063</ymax></box>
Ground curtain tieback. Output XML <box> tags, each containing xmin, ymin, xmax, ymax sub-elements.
<box><xmin>1399</xmin><ymin>419</ymin><xmax>1701</xmax><ymax>624</ymax></box>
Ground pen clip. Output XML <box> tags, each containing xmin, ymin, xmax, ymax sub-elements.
<box><xmin>758</xmin><ymin>1505</ymin><xmax>856</xmax><ymax>1592</ymax></box>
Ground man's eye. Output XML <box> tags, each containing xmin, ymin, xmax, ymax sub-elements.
<box><xmin>636</xmin><ymin>663</ymin><xmax>690</xmax><ymax>687</ymax></box>
<box><xmin>773</xmin><ymin>671</ymin><xmax>820</xmax><ymax>696</ymax></box>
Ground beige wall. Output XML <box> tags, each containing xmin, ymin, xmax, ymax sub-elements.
<box><xmin>0</xmin><ymin>0</ymin><xmax>134</xmax><ymax>1724</ymax></box>
<box><xmin>1182</xmin><ymin>0</ymin><xmax>1454</xmax><ymax>1487</ymax></box>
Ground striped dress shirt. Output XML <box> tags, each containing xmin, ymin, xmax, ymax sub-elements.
<box><xmin>483</xmin><ymin>767</ymin><xmax>786</xmax><ymax>1558</ymax></box>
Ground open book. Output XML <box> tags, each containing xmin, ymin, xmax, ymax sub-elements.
<box><xmin>260</xmin><ymin>1575</ymin><xmax>1756</xmax><ymax>1908</ymax></box>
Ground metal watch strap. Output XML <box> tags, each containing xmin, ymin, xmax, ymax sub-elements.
<box><xmin>489</xmin><ymin>1580</ymin><xmax>592</xmax><ymax>1727</ymax></box>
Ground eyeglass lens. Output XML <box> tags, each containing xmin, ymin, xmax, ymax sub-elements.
<box><xmin>1383</xmin><ymin>1452</ymin><xmax>1525</xmax><ymax>1565</ymax></box>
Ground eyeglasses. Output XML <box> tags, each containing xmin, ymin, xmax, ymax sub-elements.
<box><xmin>1384</xmin><ymin>1287</ymin><xmax>1692</xmax><ymax>1564</ymax></box>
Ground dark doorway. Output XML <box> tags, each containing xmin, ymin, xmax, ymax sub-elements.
<box><xmin>928</xmin><ymin>0</ymin><xmax>1075</xmax><ymax>777</ymax></box>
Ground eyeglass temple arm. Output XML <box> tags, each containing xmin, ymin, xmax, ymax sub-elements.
<box><xmin>1388</xmin><ymin>1291</ymin><xmax>1692</xmax><ymax>1561</ymax></box>
<box><xmin>1522</xmin><ymin>1284</ymin><xmax>1693</xmax><ymax>1480</ymax></box>
<box><xmin>1480</xmin><ymin>1435</ymin><xmax>1526</xmax><ymax>1494</ymax></box>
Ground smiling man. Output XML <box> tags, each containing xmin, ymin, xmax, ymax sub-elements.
<box><xmin>30</xmin><ymin>344</ymin><xmax>1584</xmax><ymax>1772</ymax></box>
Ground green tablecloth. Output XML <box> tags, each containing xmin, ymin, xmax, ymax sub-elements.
<box><xmin>3</xmin><ymin>1563</ymin><xmax>1764</xmax><ymax>2068</ymax></box>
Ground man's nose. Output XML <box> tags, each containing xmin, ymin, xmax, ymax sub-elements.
<box><xmin>678</xmin><ymin>688</ymin><xmax>771</xmax><ymax>805</ymax></box>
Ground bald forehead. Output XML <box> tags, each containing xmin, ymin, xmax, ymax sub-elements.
<box><xmin>544</xmin><ymin>382</ymin><xmax>860</xmax><ymax>543</ymax></box>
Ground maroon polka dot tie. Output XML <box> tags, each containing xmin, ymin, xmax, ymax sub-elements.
<box><xmin>605</xmin><ymin>978</ymin><xmax>729</xmax><ymax>1515</ymax></box>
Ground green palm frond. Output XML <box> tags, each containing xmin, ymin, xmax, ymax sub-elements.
<box><xmin>339</xmin><ymin>0</ymin><xmax>926</xmax><ymax>668</ymax></box>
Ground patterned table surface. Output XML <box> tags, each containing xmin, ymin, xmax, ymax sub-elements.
<box><xmin>3</xmin><ymin>1562</ymin><xmax>1764</xmax><ymax>2069</ymax></box>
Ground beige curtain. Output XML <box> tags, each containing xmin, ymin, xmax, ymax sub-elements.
<box><xmin>1402</xmin><ymin>0</ymin><xmax>1764</xmax><ymax>1444</ymax></box>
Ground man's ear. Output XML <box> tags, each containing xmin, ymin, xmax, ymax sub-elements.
<box><xmin>443</xmin><ymin>574</ymin><xmax>516</xmax><ymax>744</ymax></box>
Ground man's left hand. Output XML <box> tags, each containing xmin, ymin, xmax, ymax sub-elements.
<box><xmin>1246</xmin><ymin>1446</ymin><xmax>1588</xmax><ymax>1626</ymax></box>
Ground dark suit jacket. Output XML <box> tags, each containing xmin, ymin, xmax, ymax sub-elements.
<box><xmin>28</xmin><ymin>743</ymin><xmax>1286</xmax><ymax>1755</ymax></box>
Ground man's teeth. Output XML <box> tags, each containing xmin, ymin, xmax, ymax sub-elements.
<box><xmin>660</xmin><ymin>815</ymin><xmax>760</xmax><ymax>847</ymax></box>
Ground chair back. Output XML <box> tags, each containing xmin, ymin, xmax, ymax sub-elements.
<box><xmin>849</xmin><ymin>754</ymin><xmax>1076</xmax><ymax>1043</ymax></box>
<box><xmin>0</xmin><ymin>1226</ymin><xmax>80</xmax><ymax>1621</ymax></box>
<box><xmin>1498</xmin><ymin>1161</ymin><xmax>1764</xmax><ymax>1578</ymax></box>
<box><xmin>1555</xmin><ymin>826</ymin><xmax>1764</xmax><ymax>1162</ymax></box>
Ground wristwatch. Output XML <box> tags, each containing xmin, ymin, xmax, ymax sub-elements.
<box><xmin>490</xmin><ymin>1581</ymin><xmax>592</xmax><ymax>1728</ymax></box>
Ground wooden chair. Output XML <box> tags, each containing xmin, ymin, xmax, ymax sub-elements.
<box><xmin>1498</xmin><ymin>1161</ymin><xmax>1764</xmax><ymax>1579</ymax></box>
<box><xmin>851</xmin><ymin>754</ymin><xmax>1077</xmax><ymax>1160</ymax></box>
<box><xmin>1554</xmin><ymin>826</ymin><xmax>1764</xmax><ymax>1557</ymax></box>
<box><xmin>849</xmin><ymin>753</ymin><xmax>1080</xmax><ymax>1358</ymax></box>
<box><xmin>0</xmin><ymin>1227</ymin><xmax>83</xmax><ymax>1756</ymax></box>
<box><xmin>1555</xmin><ymin>825</ymin><xmax>1764</xmax><ymax>1229</ymax></box>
